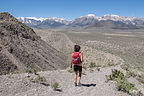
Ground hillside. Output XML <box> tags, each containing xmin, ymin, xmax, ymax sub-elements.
<box><xmin>34</xmin><ymin>29</ymin><xmax>74</xmax><ymax>56</ymax></box>
<box><xmin>0</xmin><ymin>12</ymin><xmax>67</xmax><ymax>74</ymax></box>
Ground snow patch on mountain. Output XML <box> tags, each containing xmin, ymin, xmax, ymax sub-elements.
<box><xmin>17</xmin><ymin>17</ymin><xmax>47</xmax><ymax>22</ymax></box>
<box><xmin>87</xmin><ymin>14</ymin><xmax>96</xmax><ymax>17</ymax></box>
<box><xmin>17</xmin><ymin>14</ymin><xmax>144</xmax><ymax>27</ymax></box>
<box><xmin>17</xmin><ymin>17</ymin><xmax>70</xmax><ymax>25</ymax></box>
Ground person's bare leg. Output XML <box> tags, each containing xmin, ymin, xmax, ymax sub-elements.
<box><xmin>74</xmin><ymin>72</ymin><xmax>77</xmax><ymax>83</ymax></box>
<box><xmin>78</xmin><ymin>72</ymin><xmax>82</xmax><ymax>83</ymax></box>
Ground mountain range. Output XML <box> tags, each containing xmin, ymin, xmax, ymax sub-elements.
<box><xmin>17</xmin><ymin>14</ymin><xmax>144</xmax><ymax>29</ymax></box>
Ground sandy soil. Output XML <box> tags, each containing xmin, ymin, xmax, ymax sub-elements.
<box><xmin>0</xmin><ymin>63</ymin><xmax>130</xmax><ymax>96</ymax></box>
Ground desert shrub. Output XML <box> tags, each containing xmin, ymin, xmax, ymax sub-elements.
<box><xmin>89</xmin><ymin>68</ymin><xmax>94</xmax><ymax>72</ymax></box>
<box><xmin>26</xmin><ymin>68</ymin><xmax>38</xmax><ymax>75</ymax></box>
<box><xmin>7</xmin><ymin>70</ymin><xmax>20</xmax><ymax>78</ymax></box>
<box><xmin>21</xmin><ymin>33</ymin><xmax>31</xmax><ymax>39</ymax></box>
<box><xmin>82</xmin><ymin>70</ymin><xmax>86</xmax><ymax>75</ymax></box>
<box><xmin>108</xmin><ymin>69</ymin><xmax>136</xmax><ymax>94</ymax></box>
<box><xmin>126</xmin><ymin>71</ymin><xmax>136</xmax><ymax>78</ymax></box>
<box><xmin>21</xmin><ymin>33</ymin><xmax>36</xmax><ymax>41</ymax></box>
<box><xmin>116</xmin><ymin>61</ymin><xmax>121</xmax><ymax>65</ymax></box>
<box><xmin>0</xmin><ymin>40</ymin><xmax>7</xmax><ymax>45</ymax></box>
<box><xmin>107</xmin><ymin>61</ymin><xmax>115</xmax><ymax>66</ymax></box>
<box><xmin>82</xmin><ymin>65</ymin><xmax>87</xmax><ymax>70</ymax></box>
<box><xmin>137</xmin><ymin>75</ymin><xmax>144</xmax><ymax>84</ymax></box>
<box><xmin>33</xmin><ymin>74</ymin><xmax>46</xmax><ymax>83</ymax></box>
<box><xmin>115</xmin><ymin>78</ymin><xmax>136</xmax><ymax>94</ymax></box>
<box><xmin>121</xmin><ymin>64</ymin><xmax>130</xmax><ymax>71</ymax></box>
<box><xmin>51</xmin><ymin>82</ymin><xmax>59</xmax><ymax>91</ymax></box>
<box><xmin>67</xmin><ymin>68</ymin><xmax>74</xmax><ymax>73</ymax></box>
<box><xmin>108</xmin><ymin>69</ymin><xmax>125</xmax><ymax>80</ymax></box>
<box><xmin>89</xmin><ymin>62</ymin><xmax>96</xmax><ymax>68</ymax></box>
<box><xmin>12</xmin><ymin>70</ymin><xmax>21</xmax><ymax>74</ymax></box>
<box><xmin>1</xmin><ymin>70</ymin><xmax>7</xmax><ymax>75</ymax></box>
<box><xmin>7</xmin><ymin>73</ymin><xmax>13</xmax><ymax>78</ymax></box>
<box><xmin>96</xmin><ymin>67</ymin><xmax>100</xmax><ymax>71</ymax></box>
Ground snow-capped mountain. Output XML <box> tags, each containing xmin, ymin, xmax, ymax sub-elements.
<box><xmin>101</xmin><ymin>15</ymin><xmax>144</xmax><ymax>25</ymax></box>
<box><xmin>71</xmin><ymin>14</ymin><xmax>144</xmax><ymax>26</ymax></box>
<box><xmin>47</xmin><ymin>17</ymin><xmax>69</xmax><ymax>25</ymax></box>
<box><xmin>70</xmin><ymin>14</ymin><xmax>99</xmax><ymax>26</ymax></box>
<box><xmin>17</xmin><ymin>17</ymin><xmax>46</xmax><ymax>25</ymax></box>
<box><xmin>17</xmin><ymin>14</ymin><xmax>144</xmax><ymax>28</ymax></box>
<box><xmin>17</xmin><ymin>17</ymin><xmax>69</xmax><ymax>28</ymax></box>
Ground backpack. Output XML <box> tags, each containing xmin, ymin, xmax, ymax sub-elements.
<box><xmin>72</xmin><ymin>52</ymin><xmax>81</xmax><ymax>64</ymax></box>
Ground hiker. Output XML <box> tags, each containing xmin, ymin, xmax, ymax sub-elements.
<box><xmin>70</xmin><ymin>45</ymin><xmax>83</xmax><ymax>86</ymax></box>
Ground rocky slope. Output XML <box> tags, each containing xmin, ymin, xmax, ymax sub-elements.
<box><xmin>0</xmin><ymin>12</ymin><xmax>67</xmax><ymax>75</ymax></box>
<box><xmin>34</xmin><ymin>29</ymin><xmax>74</xmax><ymax>55</ymax></box>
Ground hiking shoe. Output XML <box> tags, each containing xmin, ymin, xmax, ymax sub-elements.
<box><xmin>78</xmin><ymin>82</ymin><xmax>82</xmax><ymax>86</ymax></box>
<box><xmin>74</xmin><ymin>82</ymin><xmax>77</xmax><ymax>86</ymax></box>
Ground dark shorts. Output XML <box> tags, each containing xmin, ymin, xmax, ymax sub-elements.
<box><xmin>74</xmin><ymin>65</ymin><xmax>82</xmax><ymax>72</ymax></box>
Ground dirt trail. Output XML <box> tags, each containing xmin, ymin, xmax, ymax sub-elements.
<box><xmin>0</xmin><ymin>62</ymin><xmax>130</xmax><ymax>96</ymax></box>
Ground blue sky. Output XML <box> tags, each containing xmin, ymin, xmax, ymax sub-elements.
<box><xmin>0</xmin><ymin>0</ymin><xmax>144</xmax><ymax>20</ymax></box>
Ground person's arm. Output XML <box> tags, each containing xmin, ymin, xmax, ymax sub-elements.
<box><xmin>80</xmin><ymin>53</ymin><xmax>83</xmax><ymax>63</ymax></box>
<box><xmin>70</xmin><ymin>53</ymin><xmax>73</xmax><ymax>68</ymax></box>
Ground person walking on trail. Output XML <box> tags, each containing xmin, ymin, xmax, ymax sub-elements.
<box><xmin>70</xmin><ymin>45</ymin><xmax>83</xmax><ymax>86</ymax></box>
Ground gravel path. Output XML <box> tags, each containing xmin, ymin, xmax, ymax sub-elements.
<box><xmin>0</xmin><ymin>63</ymin><xmax>130</xmax><ymax>96</ymax></box>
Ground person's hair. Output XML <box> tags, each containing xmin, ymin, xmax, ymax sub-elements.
<box><xmin>74</xmin><ymin>45</ymin><xmax>81</xmax><ymax>52</ymax></box>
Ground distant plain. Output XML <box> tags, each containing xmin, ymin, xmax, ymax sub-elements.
<box><xmin>55</xmin><ymin>28</ymin><xmax>144</xmax><ymax>73</ymax></box>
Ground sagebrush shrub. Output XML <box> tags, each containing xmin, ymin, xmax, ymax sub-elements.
<box><xmin>26</xmin><ymin>68</ymin><xmax>38</xmax><ymax>75</ymax></box>
<box><xmin>89</xmin><ymin>62</ymin><xmax>96</xmax><ymax>68</ymax></box>
<box><xmin>108</xmin><ymin>69</ymin><xmax>136</xmax><ymax>94</ymax></box>
<box><xmin>33</xmin><ymin>74</ymin><xmax>46</xmax><ymax>83</ymax></box>
<box><xmin>51</xmin><ymin>82</ymin><xmax>59</xmax><ymax>90</ymax></box>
